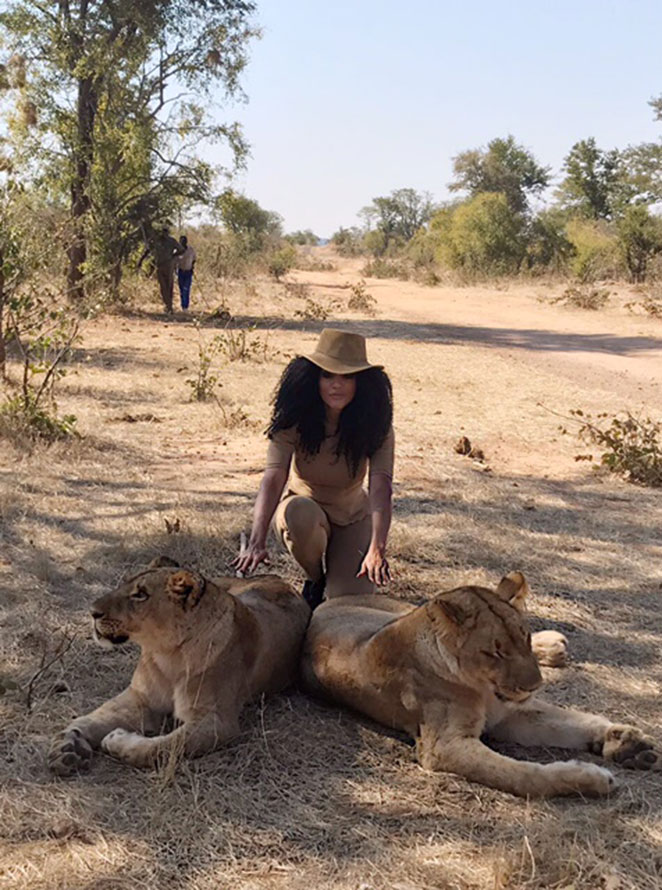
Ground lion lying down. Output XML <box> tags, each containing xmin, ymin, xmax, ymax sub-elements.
<box><xmin>48</xmin><ymin>559</ymin><xmax>310</xmax><ymax>775</ymax></box>
<box><xmin>301</xmin><ymin>572</ymin><xmax>661</xmax><ymax>798</ymax></box>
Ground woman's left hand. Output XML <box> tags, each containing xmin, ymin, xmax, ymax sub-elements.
<box><xmin>357</xmin><ymin>546</ymin><xmax>391</xmax><ymax>586</ymax></box>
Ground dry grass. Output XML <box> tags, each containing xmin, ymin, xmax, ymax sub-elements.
<box><xmin>2</xmin><ymin>252</ymin><xmax>662</xmax><ymax>889</ymax></box>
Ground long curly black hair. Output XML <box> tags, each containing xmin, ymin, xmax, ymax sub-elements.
<box><xmin>266</xmin><ymin>357</ymin><xmax>393</xmax><ymax>475</ymax></box>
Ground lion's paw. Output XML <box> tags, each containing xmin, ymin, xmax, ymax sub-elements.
<box><xmin>48</xmin><ymin>728</ymin><xmax>93</xmax><ymax>777</ymax></box>
<box><xmin>531</xmin><ymin>630</ymin><xmax>568</xmax><ymax>668</ymax></box>
<box><xmin>603</xmin><ymin>725</ymin><xmax>661</xmax><ymax>770</ymax></box>
<box><xmin>560</xmin><ymin>760</ymin><xmax>617</xmax><ymax>797</ymax></box>
<box><xmin>101</xmin><ymin>728</ymin><xmax>141</xmax><ymax>759</ymax></box>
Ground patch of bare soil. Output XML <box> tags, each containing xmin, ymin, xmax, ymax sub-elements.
<box><xmin>1</xmin><ymin>253</ymin><xmax>662</xmax><ymax>889</ymax></box>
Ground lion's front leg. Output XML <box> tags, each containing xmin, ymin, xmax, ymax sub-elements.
<box><xmin>48</xmin><ymin>688</ymin><xmax>160</xmax><ymax>777</ymax></box>
<box><xmin>101</xmin><ymin>712</ymin><xmax>241</xmax><ymax>769</ymax></box>
<box><xmin>489</xmin><ymin>701</ymin><xmax>662</xmax><ymax>770</ymax></box>
<box><xmin>417</xmin><ymin>725</ymin><xmax>615</xmax><ymax>798</ymax></box>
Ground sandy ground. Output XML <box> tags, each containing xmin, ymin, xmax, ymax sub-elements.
<box><xmin>1</xmin><ymin>252</ymin><xmax>662</xmax><ymax>889</ymax></box>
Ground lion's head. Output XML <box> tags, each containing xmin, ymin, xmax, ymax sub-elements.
<box><xmin>425</xmin><ymin>571</ymin><xmax>542</xmax><ymax>702</ymax></box>
<box><xmin>91</xmin><ymin>559</ymin><xmax>218</xmax><ymax>649</ymax></box>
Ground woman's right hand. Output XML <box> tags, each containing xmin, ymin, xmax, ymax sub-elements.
<box><xmin>232</xmin><ymin>540</ymin><xmax>270</xmax><ymax>576</ymax></box>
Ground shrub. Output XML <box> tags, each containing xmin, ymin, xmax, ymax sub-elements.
<box><xmin>216</xmin><ymin>326</ymin><xmax>276</xmax><ymax>363</ymax></box>
<box><xmin>525</xmin><ymin>209</ymin><xmax>575</xmax><ymax>274</ymax></box>
<box><xmin>624</xmin><ymin>281</ymin><xmax>662</xmax><ymax>318</ymax></box>
<box><xmin>267</xmin><ymin>245</ymin><xmax>297</xmax><ymax>281</ymax></box>
<box><xmin>0</xmin><ymin>391</ymin><xmax>77</xmax><ymax>443</ymax></box>
<box><xmin>294</xmin><ymin>298</ymin><xmax>333</xmax><ymax>321</ymax></box>
<box><xmin>551</xmin><ymin>285</ymin><xmax>610</xmax><ymax>310</ymax></box>
<box><xmin>406</xmin><ymin>227</ymin><xmax>439</xmax><ymax>280</ymax></box>
<box><xmin>566</xmin><ymin>409</ymin><xmax>662</xmax><ymax>487</ymax></box>
<box><xmin>347</xmin><ymin>280</ymin><xmax>377</xmax><ymax>315</ymax></box>
<box><xmin>1</xmin><ymin>290</ymin><xmax>80</xmax><ymax>443</ymax></box>
<box><xmin>616</xmin><ymin>205</ymin><xmax>662</xmax><ymax>283</ymax></box>
<box><xmin>186</xmin><ymin>328</ymin><xmax>222</xmax><ymax>401</ymax></box>
<box><xmin>360</xmin><ymin>257</ymin><xmax>408</xmax><ymax>280</ymax></box>
<box><xmin>331</xmin><ymin>227</ymin><xmax>364</xmax><ymax>257</ymax></box>
<box><xmin>433</xmin><ymin>193</ymin><xmax>527</xmax><ymax>277</ymax></box>
<box><xmin>565</xmin><ymin>219</ymin><xmax>620</xmax><ymax>282</ymax></box>
<box><xmin>285</xmin><ymin>229</ymin><xmax>319</xmax><ymax>246</ymax></box>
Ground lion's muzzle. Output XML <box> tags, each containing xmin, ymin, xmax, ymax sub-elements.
<box><xmin>91</xmin><ymin>606</ymin><xmax>130</xmax><ymax>647</ymax></box>
<box><xmin>93</xmin><ymin>625</ymin><xmax>130</xmax><ymax>647</ymax></box>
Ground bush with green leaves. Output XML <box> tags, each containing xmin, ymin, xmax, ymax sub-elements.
<box><xmin>216</xmin><ymin>326</ymin><xmax>277</xmax><ymax>363</ymax></box>
<box><xmin>360</xmin><ymin>258</ymin><xmax>408</xmax><ymax>280</ymax></box>
<box><xmin>525</xmin><ymin>209</ymin><xmax>575</xmax><ymax>274</ymax></box>
<box><xmin>566</xmin><ymin>409</ymin><xmax>662</xmax><ymax>487</ymax></box>
<box><xmin>616</xmin><ymin>205</ymin><xmax>662</xmax><ymax>283</ymax></box>
<box><xmin>294</xmin><ymin>298</ymin><xmax>333</xmax><ymax>321</ymax></box>
<box><xmin>0</xmin><ymin>390</ymin><xmax>77</xmax><ymax>442</ymax></box>
<box><xmin>285</xmin><ymin>229</ymin><xmax>319</xmax><ymax>246</ymax></box>
<box><xmin>185</xmin><ymin>327</ymin><xmax>222</xmax><ymax>402</ymax></box>
<box><xmin>433</xmin><ymin>193</ymin><xmax>527</xmax><ymax>277</ymax></box>
<box><xmin>565</xmin><ymin>219</ymin><xmax>620</xmax><ymax>282</ymax></box>
<box><xmin>360</xmin><ymin>188</ymin><xmax>434</xmax><ymax>255</ymax></box>
<box><xmin>347</xmin><ymin>280</ymin><xmax>377</xmax><ymax>315</ymax></box>
<box><xmin>330</xmin><ymin>227</ymin><xmax>364</xmax><ymax>257</ymax></box>
<box><xmin>267</xmin><ymin>245</ymin><xmax>297</xmax><ymax>281</ymax></box>
<box><xmin>1</xmin><ymin>290</ymin><xmax>79</xmax><ymax>442</ymax></box>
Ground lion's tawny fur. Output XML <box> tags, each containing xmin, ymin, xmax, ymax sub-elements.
<box><xmin>301</xmin><ymin>572</ymin><xmax>660</xmax><ymax>798</ymax></box>
<box><xmin>48</xmin><ymin>564</ymin><xmax>310</xmax><ymax>775</ymax></box>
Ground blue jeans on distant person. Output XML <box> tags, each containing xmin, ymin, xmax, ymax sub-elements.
<box><xmin>177</xmin><ymin>268</ymin><xmax>193</xmax><ymax>309</ymax></box>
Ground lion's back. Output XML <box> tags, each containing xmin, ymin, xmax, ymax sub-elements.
<box><xmin>229</xmin><ymin>576</ymin><xmax>311</xmax><ymax>695</ymax></box>
<box><xmin>301</xmin><ymin>596</ymin><xmax>410</xmax><ymax>702</ymax></box>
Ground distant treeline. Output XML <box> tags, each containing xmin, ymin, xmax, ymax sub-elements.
<box><xmin>330</xmin><ymin>128</ymin><xmax>662</xmax><ymax>284</ymax></box>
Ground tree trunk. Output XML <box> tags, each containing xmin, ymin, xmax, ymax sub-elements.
<box><xmin>67</xmin><ymin>76</ymin><xmax>98</xmax><ymax>301</ymax></box>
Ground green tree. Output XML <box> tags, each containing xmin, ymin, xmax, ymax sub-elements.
<box><xmin>525</xmin><ymin>208</ymin><xmax>575</xmax><ymax>273</ymax></box>
<box><xmin>565</xmin><ymin>219</ymin><xmax>620</xmax><ymax>283</ymax></box>
<box><xmin>0</xmin><ymin>1</ymin><xmax>258</xmax><ymax>299</ymax></box>
<box><xmin>622</xmin><ymin>141</ymin><xmax>662</xmax><ymax>204</ymax></box>
<box><xmin>433</xmin><ymin>193</ymin><xmax>527</xmax><ymax>276</ymax></box>
<box><xmin>615</xmin><ymin>95</ymin><xmax>662</xmax><ymax>206</ymax></box>
<box><xmin>330</xmin><ymin>226</ymin><xmax>363</xmax><ymax>256</ymax></box>
<box><xmin>360</xmin><ymin>188</ymin><xmax>434</xmax><ymax>254</ymax></box>
<box><xmin>557</xmin><ymin>138</ymin><xmax>624</xmax><ymax>220</ymax></box>
<box><xmin>214</xmin><ymin>189</ymin><xmax>282</xmax><ymax>251</ymax></box>
<box><xmin>616</xmin><ymin>205</ymin><xmax>662</xmax><ymax>282</ymax></box>
<box><xmin>285</xmin><ymin>229</ymin><xmax>319</xmax><ymax>246</ymax></box>
<box><xmin>449</xmin><ymin>135</ymin><xmax>550</xmax><ymax>214</ymax></box>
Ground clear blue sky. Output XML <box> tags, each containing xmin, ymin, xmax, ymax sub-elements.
<box><xmin>214</xmin><ymin>0</ymin><xmax>662</xmax><ymax>237</ymax></box>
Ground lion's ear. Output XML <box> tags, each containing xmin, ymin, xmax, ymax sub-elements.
<box><xmin>148</xmin><ymin>556</ymin><xmax>180</xmax><ymax>569</ymax></box>
<box><xmin>167</xmin><ymin>570</ymin><xmax>205</xmax><ymax>609</ymax></box>
<box><xmin>495</xmin><ymin>571</ymin><xmax>529</xmax><ymax>612</ymax></box>
<box><xmin>429</xmin><ymin>596</ymin><xmax>468</xmax><ymax>628</ymax></box>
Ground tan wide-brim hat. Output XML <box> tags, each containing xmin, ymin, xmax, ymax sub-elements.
<box><xmin>304</xmin><ymin>329</ymin><xmax>381</xmax><ymax>375</ymax></box>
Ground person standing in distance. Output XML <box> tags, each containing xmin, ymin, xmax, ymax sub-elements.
<box><xmin>233</xmin><ymin>329</ymin><xmax>394</xmax><ymax>609</ymax></box>
<box><xmin>140</xmin><ymin>226</ymin><xmax>184</xmax><ymax>315</ymax></box>
<box><xmin>177</xmin><ymin>235</ymin><xmax>196</xmax><ymax>311</ymax></box>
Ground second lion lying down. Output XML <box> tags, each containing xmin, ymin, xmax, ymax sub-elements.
<box><xmin>301</xmin><ymin>572</ymin><xmax>661</xmax><ymax>798</ymax></box>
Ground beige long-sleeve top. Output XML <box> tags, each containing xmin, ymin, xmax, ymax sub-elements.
<box><xmin>265</xmin><ymin>425</ymin><xmax>394</xmax><ymax>526</ymax></box>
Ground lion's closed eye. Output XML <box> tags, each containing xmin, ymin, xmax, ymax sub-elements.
<box><xmin>481</xmin><ymin>648</ymin><xmax>505</xmax><ymax>661</ymax></box>
<box><xmin>130</xmin><ymin>585</ymin><xmax>150</xmax><ymax>602</ymax></box>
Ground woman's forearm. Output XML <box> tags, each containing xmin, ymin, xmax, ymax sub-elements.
<box><xmin>249</xmin><ymin>468</ymin><xmax>288</xmax><ymax>545</ymax></box>
<box><xmin>368</xmin><ymin>473</ymin><xmax>392</xmax><ymax>552</ymax></box>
